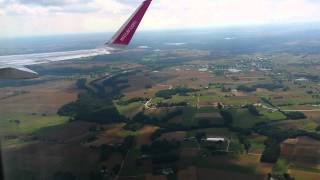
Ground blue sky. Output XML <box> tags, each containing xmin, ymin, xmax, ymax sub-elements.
<box><xmin>1</xmin><ymin>0</ymin><xmax>320</xmax><ymax>37</ymax></box>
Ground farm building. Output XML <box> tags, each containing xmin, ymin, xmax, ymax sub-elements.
<box><xmin>206</xmin><ymin>137</ymin><xmax>225</xmax><ymax>142</ymax></box>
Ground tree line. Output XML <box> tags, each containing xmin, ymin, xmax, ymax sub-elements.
<box><xmin>155</xmin><ymin>87</ymin><xmax>198</xmax><ymax>99</ymax></box>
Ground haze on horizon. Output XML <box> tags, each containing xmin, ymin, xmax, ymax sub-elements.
<box><xmin>1</xmin><ymin>0</ymin><xmax>320</xmax><ymax>38</ymax></box>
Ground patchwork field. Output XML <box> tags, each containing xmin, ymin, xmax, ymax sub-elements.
<box><xmin>1</xmin><ymin>45</ymin><xmax>320</xmax><ymax>180</ymax></box>
<box><xmin>0</xmin><ymin>80</ymin><xmax>77</xmax><ymax>115</ymax></box>
<box><xmin>3</xmin><ymin>142</ymin><xmax>100</xmax><ymax>180</ymax></box>
<box><xmin>281</xmin><ymin>136</ymin><xmax>320</xmax><ymax>171</ymax></box>
<box><xmin>87</xmin><ymin>124</ymin><xmax>158</xmax><ymax>147</ymax></box>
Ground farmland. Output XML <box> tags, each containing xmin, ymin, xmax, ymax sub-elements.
<box><xmin>2</xmin><ymin>29</ymin><xmax>320</xmax><ymax>180</ymax></box>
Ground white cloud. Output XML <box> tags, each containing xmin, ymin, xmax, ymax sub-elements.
<box><xmin>140</xmin><ymin>0</ymin><xmax>320</xmax><ymax>29</ymax></box>
<box><xmin>93</xmin><ymin>0</ymin><xmax>130</xmax><ymax>14</ymax></box>
<box><xmin>6</xmin><ymin>3</ymin><xmax>50</xmax><ymax>15</ymax></box>
<box><xmin>1</xmin><ymin>0</ymin><xmax>320</xmax><ymax>37</ymax></box>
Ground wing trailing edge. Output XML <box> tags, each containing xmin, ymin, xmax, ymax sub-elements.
<box><xmin>0</xmin><ymin>67</ymin><xmax>39</xmax><ymax>79</ymax></box>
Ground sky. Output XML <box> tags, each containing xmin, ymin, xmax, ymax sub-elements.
<box><xmin>1</xmin><ymin>0</ymin><xmax>320</xmax><ymax>38</ymax></box>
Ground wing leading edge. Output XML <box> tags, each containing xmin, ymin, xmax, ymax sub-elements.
<box><xmin>0</xmin><ymin>0</ymin><xmax>152</xmax><ymax>79</ymax></box>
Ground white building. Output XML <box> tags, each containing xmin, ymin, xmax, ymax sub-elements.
<box><xmin>206</xmin><ymin>137</ymin><xmax>225</xmax><ymax>142</ymax></box>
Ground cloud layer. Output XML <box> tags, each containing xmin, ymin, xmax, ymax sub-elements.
<box><xmin>1</xmin><ymin>0</ymin><xmax>320</xmax><ymax>37</ymax></box>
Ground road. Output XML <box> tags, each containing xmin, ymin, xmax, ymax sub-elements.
<box><xmin>281</xmin><ymin>109</ymin><xmax>320</xmax><ymax>112</ymax></box>
<box><xmin>144</xmin><ymin>98</ymin><xmax>153</xmax><ymax>109</ymax></box>
<box><xmin>259</xmin><ymin>103</ymin><xmax>320</xmax><ymax>112</ymax></box>
<box><xmin>113</xmin><ymin>151</ymin><xmax>129</xmax><ymax>180</ymax></box>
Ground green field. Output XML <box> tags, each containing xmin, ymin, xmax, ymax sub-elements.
<box><xmin>181</xmin><ymin>107</ymin><xmax>222</xmax><ymax>127</ymax></box>
<box><xmin>116</xmin><ymin>102</ymin><xmax>143</xmax><ymax>116</ymax></box>
<box><xmin>272</xmin><ymin>158</ymin><xmax>289</xmax><ymax>177</ymax></box>
<box><xmin>282</xmin><ymin>120</ymin><xmax>319</xmax><ymax>132</ymax></box>
<box><xmin>120</xmin><ymin>149</ymin><xmax>145</xmax><ymax>176</ymax></box>
<box><xmin>152</xmin><ymin>95</ymin><xmax>197</xmax><ymax>106</ymax></box>
<box><xmin>199</xmin><ymin>95</ymin><xmax>256</xmax><ymax>106</ymax></box>
<box><xmin>248</xmin><ymin>135</ymin><xmax>267</xmax><ymax>153</ymax></box>
<box><xmin>121</xmin><ymin>129</ymin><xmax>141</xmax><ymax>137</ymax></box>
<box><xmin>182</xmin><ymin>107</ymin><xmax>198</xmax><ymax>126</ymax></box>
<box><xmin>195</xmin><ymin>157</ymin><xmax>256</xmax><ymax>174</ymax></box>
<box><xmin>1</xmin><ymin>138</ymin><xmax>33</xmax><ymax>148</ymax></box>
<box><xmin>197</xmin><ymin>107</ymin><xmax>219</xmax><ymax>113</ymax></box>
<box><xmin>230</xmin><ymin>109</ymin><xmax>269</xmax><ymax>129</ymax></box>
<box><xmin>259</xmin><ymin>108</ymin><xmax>287</xmax><ymax>121</ymax></box>
<box><xmin>2</xmin><ymin>30</ymin><xmax>320</xmax><ymax>180</ymax></box>
<box><xmin>0</xmin><ymin>114</ymin><xmax>69</xmax><ymax>136</ymax></box>
<box><xmin>300</xmin><ymin>121</ymin><xmax>319</xmax><ymax>132</ymax></box>
<box><xmin>170</xmin><ymin>95</ymin><xmax>197</xmax><ymax>105</ymax></box>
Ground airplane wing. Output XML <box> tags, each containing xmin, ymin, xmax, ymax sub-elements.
<box><xmin>0</xmin><ymin>0</ymin><xmax>152</xmax><ymax>79</ymax></box>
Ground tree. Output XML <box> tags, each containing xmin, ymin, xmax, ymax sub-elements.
<box><xmin>237</xmin><ymin>85</ymin><xmax>256</xmax><ymax>92</ymax></box>
<box><xmin>150</xmin><ymin>129</ymin><xmax>164</xmax><ymax>141</ymax></box>
<box><xmin>272</xmin><ymin>158</ymin><xmax>290</xmax><ymax>180</ymax></box>
<box><xmin>100</xmin><ymin>144</ymin><xmax>112</xmax><ymax>161</ymax></box>
<box><xmin>131</xmin><ymin>112</ymin><xmax>153</xmax><ymax>123</ymax></box>
<box><xmin>140</xmin><ymin>144</ymin><xmax>150</xmax><ymax>154</ymax></box>
<box><xmin>220</xmin><ymin>110</ymin><xmax>234</xmax><ymax>127</ymax></box>
<box><xmin>145</xmin><ymin>140</ymin><xmax>180</xmax><ymax>164</ymax></box>
<box><xmin>123</xmin><ymin>135</ymin><xmax>136</xmax><ymax>149</ymax></box>
<box><xmin>198</xmin><ymin>119</ymin><xmax>211</xmax><ymax>128</ymax></box>
<box><xmin>155</xmin><ymin>87</ymin><xmax>198</xmax><ymax>99</ymax></box>
<box><xmin>239</xmin><ymin>136</ymin><xmax>251</xmax><ymax>153</ymax></box>
<box><xmin>14</xmin><ymin>119</ymin><xmax>21</xmax><ymax>127</ymax></box>
<box><xmin>260</xmin><ymin>138</ymin><xmax>280</xmax><ymax>163</ymax></box>
<box><xmin>58</xmin><ymin>93</ymin><xmax>123</xmax><ymax>124</ymax></box>
<box><xmin>123</xmin><ymin>123</ymin><xmax>143</xmax><ymax>131</ymax></box>
<box><xmin>76</xmin><ymin>78</ymin><xmax>87</xmax><ymax>90</ymax></box>
<box><xmin>221</xmin><ymin>85</ymin><xmax>230</xmax><ymax>92</ymax></box>
<box><xmin>284</xmin><ymin>112</ymin><xmax>306</xmax><ymax>120</ymax></box>
<box><xmin>247</xmin><ymin>105</ymin><xmax>260</xmax><ymax>116</ymax></box>
<box><xmin>112</xmin><ymin>164</ymin><xmax>121</xmax><ymax>175</ymax></box>
<box><xmin>145</xmin><ymin>84</ymin><xmax>152</xmax><ymax>89</ymax></box>
<box><xmin>89</xmin><ymin>171</ymin><xmax>103</xmax><ymax>180</ymax></box>
<box><xmin>152</xmin><ymin>152</ymin><xmax>180</xmax><ymax>164</ymax></box>
<box><xmin>196</xmin><ymin>132</ymin><xmax>206</xmax><ymax>142</ymax></box>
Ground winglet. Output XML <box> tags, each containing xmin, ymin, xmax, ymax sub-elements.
<box><xmin>107</xmin><ymin>0</ymin><xmax>152</xmax><ymax>47</ymax></box>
